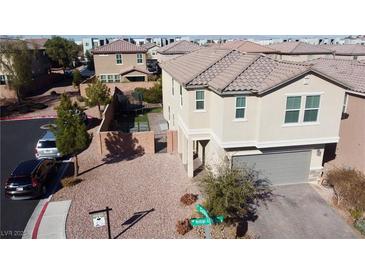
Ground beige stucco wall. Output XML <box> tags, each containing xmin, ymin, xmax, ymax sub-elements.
<box><xmin>94</xmin><ymin>53</ymin><xmax>147</xmax><ymax>76</ymax></box>
<box><xmin>330</xmin><ymin>94</ymin><xmax>365</xmax><ymax>172</ymax></box>
<box><xmin>162</xmin><ymin>70</ymin><xmax>345</xmax><ymax>149</ymax></box>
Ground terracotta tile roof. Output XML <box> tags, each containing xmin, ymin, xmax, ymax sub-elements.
<box><xmin>160</xmin><ymin>48</ymin><xmax>320</xmax><ymax>94</ymax></box>
<box><xmin>269</xmin><ymin>41</ymin><xmax>334</xmax><ymax>55</ymax></box>
<box><xmin>140</xmin><ymin>42</ymin><xmax>158</xmax><ymax>50</ymax></box>
<box><xmin>209</xmin><ymin>40</ymin><xmax>277</xmax><ymax>54</ymax></box>
<box><xmin>92</xmin><ymin>39</ymin><xmax>147</xmax><ymax>54</ymax></box>
<box><xmin>307</xmin><ymin>58</ymin><xmax>365</xmax><ymax>95</ymax></box>
<box><xmin>119</xmin><ymin>66</ymin><xmax>150</xmax><ymax>76</ymax></box>
<box><xmin>325</xmin><ymin>44</ymin><xmax>365</xmax><ymax>56</ymax></box>
<box><xmin>157</xmin><ymin>40</ymin><xmax>201</xmax><ymax>55</ymax></box>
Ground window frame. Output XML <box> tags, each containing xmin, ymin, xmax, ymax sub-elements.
<box><xmin>303</xmin><ymin>95</ymin><xmax>320</xmax><ymax>123</ymax></box>
<box><xmin>136</xmin><ymin>53</ymin><xmax>143</xmax><ymax>64</ymax></box>
<box><xmin>284</xmin><ymin>96</ymin><xmax>302</xmax><ymax>124</ymax></box>
<box><xmin>234</xmin><ymin>96</ymin><xmax>246</xmax><ymax>120</ymax></box>
<box><xmin>195</xmin><ymin>90</ymin><xmax>205</xmax><ymax>111</ymax></box>
<box><xmin>116</xmin><ymin>54</ymin><xmax>123</xmax><ymax>64</ymax></box>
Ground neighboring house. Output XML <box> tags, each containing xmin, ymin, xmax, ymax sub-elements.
<box><xmin>269</xmin><ymin>41</ymin><xmax>334</xmax><ymax>61</ymax></box>
<box><xmin>324</xmin><ymin>44</ymin><xmax>365</xmax><ymax>61</ymax></box>
<box><xmin>160</xmin><ymin>48</ymin><xmax>351</xmax><ymax>184</ymax></box>
<box><xmin>307</xmin><ymin>58</ymin><xmax>365</xmax><ymax>173</ymax></box>
<box><xmin>92</xmin><ymin>39</ymin><xmax>150</xmax><ymax>83</ymax></box>
<box><xmin>140</xmin><ymin>42</ymin><xmax>160</xmax><ymax>60</ymax></box>
<box><xmin>0</xmin><ymin>38</ymin><xmax>51</xmax><ymax>102</ymax></box>
<box><xmin>157</xmin><ymin>40</ymin><xmax>201</xmax><ymax>63</ymax></box>
<box><xmin>82</xmin><ymin>37</ymin><xmax>111</xmax><ymax>56</ymax></box>
<box><xmin>209</xmin><ymin>40</ymin><xmax>278</xmax><ymax>54</ymax></box>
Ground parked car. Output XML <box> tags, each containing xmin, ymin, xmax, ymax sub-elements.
<box><xmin>4</xmin><ymin>159</ymin><xmax>57</xmax><ymax>200</ymax></box>
<box><xmin>35</xmin><ymin>131</ymin><xmax>62</xmax><ymax>159</ymax></box>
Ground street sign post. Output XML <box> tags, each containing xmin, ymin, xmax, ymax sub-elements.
<box><xmin>189</xmin><ymin>204</ymin><xmax>224</xmax><ymax>238</ymax></box>
<box><xmin>89</xmin><ymin>207</ymin><xmax>112</xmax><ymax>239</ymax></box>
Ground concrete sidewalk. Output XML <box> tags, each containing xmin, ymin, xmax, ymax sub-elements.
<box><xmin>36</xmin><ymin>200</ymin><xmax>72</xmax><ymax>239</ymax></box>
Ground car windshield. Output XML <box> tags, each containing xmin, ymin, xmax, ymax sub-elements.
<box><xmin>38</xmin><ymin>140</ymin><xmax>57</xmax><ymax>148</ymax></box>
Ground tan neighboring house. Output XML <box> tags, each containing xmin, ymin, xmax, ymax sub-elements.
<box><xmin>160</xmin><ymin>48</ymin><xmax>352</xmax><ymax>184</ymax></box>
<box><xmin>0</xmin><ymin>38</ymin><xmax>50</xmax><ymax>103</ymax></box>
<box><xmin>140</xmin><ymin>42</ymin><xmax>160</xmax><ymax>60</ymax></box>
<box><xmin>157</xmin><ymin>40</ymin><xmax>201</xmax><ymax>63</ymax></box>
<box><xmin>324</xmin><ymin>44</ymin><xmax>365</xmax><ymax>61</ymax></box>
<box><xmin>269</xmin><ymin>41</ymin><xmax>334</xmax><ymax>61</ymax></box>
<box><xmin>209</xmin><ymin>40</ymin><xmax>278</xmax><ymax>54</ymax></box>
<box><xmin>92</xmin><ymin>39</ymin><xmax>150</xmax><ymax>83</ymax></box>
<box><xmin>307</xmin><ymin>58</ymin><xmax>365</xmax><ymax>173</ymax></box>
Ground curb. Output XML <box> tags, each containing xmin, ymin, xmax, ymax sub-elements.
<box><xmin>32</xmin><ymin>201</ymin><xmax>49</xmax><ymax>239</ymax></box>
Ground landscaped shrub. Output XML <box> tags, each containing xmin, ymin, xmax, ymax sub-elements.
<box><xmin>325</xmin><ymin>167</ymin><xmax>365</xmax><ymax>215</ymax></box>
<box><xmin>199</xmin><ymin>163</ymin><xmax>272</xmax><ymax>222</ymax></box>
<box><xmin>76</xmin><ymin>95</ymin><xmax>85</xmax><ymax>102</ymax></box>
<box><xmin>180</xmin><ymin>193</ymin><xmax>198</xmax><ymax>206</ymax></box>
<box><xmin>133</xmin><ymin>80</ymin><xmax>162</xmax><ymax>104</ymax></box>
<box><xmin>176</xmin><ymin>219</ymin><xmax>193</xmax><ymax>235</ymax></box>
<box><xmin>354</xmin><ymin>218</ymin><xmax>365</xmax><ymax>235</ymax></box>
<box><xmin>61</xmin><ymin>177</ymin><xmax>82</xmax><ymax>188</ymax></box>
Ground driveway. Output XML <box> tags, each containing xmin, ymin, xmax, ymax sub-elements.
<box><xmin>248</xmin><ymin>183</ymin><xmax>359</xmax><ymax>239</ymax></box>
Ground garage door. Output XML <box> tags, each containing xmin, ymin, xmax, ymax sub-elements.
<box><xmin>232</xmin><ymin>150</ymin><xmax>311</xmax><ymax>185</ymax></box>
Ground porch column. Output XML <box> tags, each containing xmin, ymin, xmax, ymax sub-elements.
<box><xmin>187</xmin><ymin>138</ymin><xmax>194</xmax><ymax>178</ymax></box>
<box><xmin>182</xmin><ymin>134</ymin><xmax>187</xmax><ymax>165</ymax></box>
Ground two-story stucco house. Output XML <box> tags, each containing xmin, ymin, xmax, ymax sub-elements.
<box><xmin>92</xmin><ymin>39</ymin><xmax>150</xmax><ymax>83</ymax></box>
<box><xmin>160</xmin><ymin>48</ymin><xmax>352</xmax><ymax>185</ymax></box>
<box><xmin>157</xmin><ymin>40</ymin><xmax>201</xmax><ymax>63</ymax></box>
<box><xmin>269</xmin><ymin>41</ymin><xmax>334</xmax><ymax>61</ymax></box>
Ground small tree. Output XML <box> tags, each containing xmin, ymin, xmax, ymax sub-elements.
<box><xmin>45</xmin><ymin>36</ymin><xmax>79</xmax><ymax>72</ymax></box>
<box><xmin>84</xmin><ymin>79</ymin><xmax>111</xmax><ymax>119</ymax></box>
<box><xmin>53</xmin><ymin>94</ymin><xmax>91</xmax><ymax>177</ymax></box>
<box><xmin>0</xmin><ymin>40</ymin><xmax>33</xmax><ymax>102</ymax></box>
<box><xmin>85</xmin><ymin>50</ymin><xmax>94</xmax><ymax>70</ymax></box>
<box><xmin>199</xmin><ymin>162</ymin><xmax>272</xmax><ymax>221</ymax></box>
<box><xmin>72</xmin><ymin>69</ymin><xmax>82</xmax><ymax>91</ymax></box>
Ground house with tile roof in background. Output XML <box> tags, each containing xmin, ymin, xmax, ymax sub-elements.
<box><xmin>92</xmin><ymin>39</ymin><xmax>150</xmax><ymax>83</ymax></box>
<box><xmin>324</xmin><ymin>44</ymin><xmax>365</xmax><ymax>61</ymax></box>
<box><xmin>140</xmin><ymin>42</ymin><xmax>160</xmax><ymax>60</ymax></box>
<box><xmin>160</xmin><ymin>48</ymin><xmax>353</xmax><ymax>183</ymax></box>
<box><xmin>269</xmin><ymin>41</ymin><xmax>334</xmax><ymax>61</ymax></box>
<box><xmin>209</xmin><ymin>40</ymin><xmax>278</xmax><ymax>54</ymax></box>
<box><xmin>157</xmin><ymin>40</ymin><xmax>201</xmax><ymax>63</ymax></box>
<box><xmin>307</xmin><ymin>58</ymin><xmax>365</xmax><ymax>174</ymax></box>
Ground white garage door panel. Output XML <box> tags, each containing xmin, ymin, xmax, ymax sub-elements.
<box><xmin>232</xmin><ymin>150</ymin><xmax>311</xmax><ymax>185</ymax></box>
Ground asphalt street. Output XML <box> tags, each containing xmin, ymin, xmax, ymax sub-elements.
<box><xmin>0</xmin><ymin>118</ymin><xmax>59</xmax><ymax>239</ymax></box>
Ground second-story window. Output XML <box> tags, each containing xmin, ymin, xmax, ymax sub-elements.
<box><xmin>285</xmin><ymin>96</ymin><xmax>301</xmax><ymax>123</ymax></box>
<box><xmin>137</xmin><ymin>53</ymin><xmax>143</xmax><ymax>64</ymax></box>
<box><xmin>180</xmin><ymin>85</ymin><xmax>183</xmax><ymax>106</ymax></box>
<box><xmin>304</xmin><ymin>95</ymin><xmax>320</xmax><ymax>122</ymax></box>
<box><xmin>172</xmin><ymin>79</ymin><xmax>174</xmax><ymax>95</ymax></box>
<box><xmin>116</xmin><ymin>54</ymin><xmax>123</xmax><ymax>64</ymax></box>
<box><xmin>235</xmin><ymin>96</ymin><xmax>246</xmax><ymax>119</ymax></box>
<box><xmin>196</xmin><ymin>90</ymin><xmax>205</xmax><ymax>110</ymax></box>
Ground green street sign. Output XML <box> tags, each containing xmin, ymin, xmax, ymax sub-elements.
<box><xmin>190</xmin><ymin>216</ymin><xmax>224</xmax><ymax>227</ymax></box>
<box><xmin>196</xmin><ymin>204</ymin><xmax>210</xmax><ymax>218</ymax></box>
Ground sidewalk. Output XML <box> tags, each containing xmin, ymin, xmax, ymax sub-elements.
<box><xmin>36</xmin><ymin>200</ymin><xmax>72</xmax><ymax>239</ymax></box>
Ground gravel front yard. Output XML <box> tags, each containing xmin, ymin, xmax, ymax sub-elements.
<box><xmin>52</xmin><ymin>133</ymin><xmax>201</xmax><ymax>238</ymax></box>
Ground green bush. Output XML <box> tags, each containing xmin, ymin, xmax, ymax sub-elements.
<box><xmin>326</xmin><ymin>167</ymin><xmax>365</xmax><ymax>214</ymax></box>
<box><xmin>354</xmin><ymin>218</ymin><xmax>365</xmax><ymax>235</ymax></box>
<box><xmin>199</xmin><ymin>163</ymin><xmax>272</xmax><ymax>221</ymax></box>
<box><xmin>133</xmin><ymin>80</ymin><xmax>162</xmax><ymax>104</ymax></box>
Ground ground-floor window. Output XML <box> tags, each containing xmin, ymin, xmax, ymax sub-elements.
<box><xmin>0</xmin><ymin>75</ymin><xmax>6</xmax><ymax>85</ymax></box>
<box><xmin>125</xmin><ymin>76</ymin><xmax>146</xmax><ymax>82</ymax></box>
<box><xmin>100</xmin><ymin>74</ymin><xmax>121</xmax><ymax>83</ymax></box>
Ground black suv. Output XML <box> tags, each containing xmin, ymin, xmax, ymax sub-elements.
<box><xmin>5</xmin><ymin>159</ymin><xmax>57</xmax><ymax>200</ymax></box>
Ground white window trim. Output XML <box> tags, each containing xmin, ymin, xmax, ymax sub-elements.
<box><xmin>195</xmin><ymin>90</ymin><xmax>205</xmax><ymax>111</ymax></box>
<box><xmin>99</xmin><ymin>74</ymin><xmax>121</xmax><ymax>83</ymax></box>
<box><xmin>115</xmin><ymin>54</ymin><xmax>123</xmax><ymax>65</ymax></box>
<box><xmin>303</xmin><ymin>95</ymin><xmax>321</xmax><ymax>123</ymax></box>
<box><xmin>136</xmin><ymin>53</ymin><xmax>144</xmax><ymax>64</ymax></box>
<box><xmin>234</xmin><ymin>96</ymin><xmax>247</xmax><ymax>121</ymax></box>
<box><xmin>283</xmin><ymin>93</ymin><xmax>322</xmax><ymax>126</ymax></box>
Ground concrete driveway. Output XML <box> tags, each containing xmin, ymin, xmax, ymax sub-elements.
<box><xmin>248</xmin><ymin>183</ymin><xmax>359</xmax><ymax>239</ymax></box>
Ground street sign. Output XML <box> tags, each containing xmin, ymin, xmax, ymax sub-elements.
<box><xmin>196</xmin><ymin>204</ymin><xmax>210</xmax><ymax>218</ymax></box>
<box><xmin>91</xmin><ymin>213</ymin><xmax>106</xmax><ymax>228</ymax></box>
